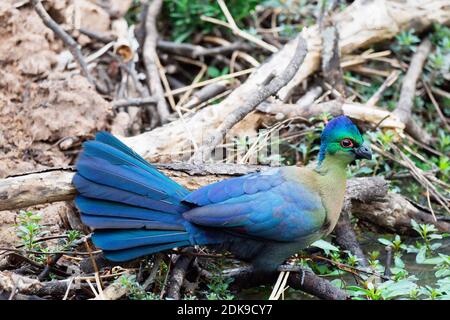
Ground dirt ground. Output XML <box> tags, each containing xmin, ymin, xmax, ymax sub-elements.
<box><xmin>0</xmin><ymin>1</ymin><xmax>114</xmax><ymax>247</ymax></box>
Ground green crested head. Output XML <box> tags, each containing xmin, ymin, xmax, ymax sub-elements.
<box><xmin>318</xmin><ymin>115</ymin><xmax>372</xmax><ymax>165</ymax></box>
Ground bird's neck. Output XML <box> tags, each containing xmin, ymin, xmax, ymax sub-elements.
<box><xmin>314</xmin><ymin>155</ymin><xmax>348</xmax><ymax>234</ymax></box>
<box><xmin>315</xmin><ymin>155</ymin><xmax>348</xmax><ymax>177</ymax></box>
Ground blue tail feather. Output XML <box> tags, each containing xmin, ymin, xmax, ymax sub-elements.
<box><xmin>74</xmin><ymin>174</ymin><xmax>188</xmax><ymax>214</ymax></box>
<box><xmin>82</xmin><ymin>140</ymin><xmax>188</xmax><ymax>197</ymax></box>
<box><xmin>75</xmin><ymin>196</ymin><xmax>184</xmax><ymax>224</ymax></box>
<box><xmin>73</xmin><ymin>131</ymin><xmax>210</xmax><ymax>261</ymax></box>
<box><xmin>102</xmin><ymin>241</ymin><xmax>192</xmax><ymax>261</ymax></box>
<box><xmin>92</xmin><ymin>229</ymin><xmax>191</xmax><ymax>251</ymax></box>
<box><xmin>80</xmin><ymin>215</ymin><xmax>185</xmax><ymax>230</ymax></box>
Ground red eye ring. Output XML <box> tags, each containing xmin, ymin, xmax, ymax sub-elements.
<box><xmin>340</xmin><ymin>138</ymin><xmax>354</xmax><ymax>148</ymax></box>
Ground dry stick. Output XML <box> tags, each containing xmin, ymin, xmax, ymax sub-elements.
<box><xmin>167</xmin><ymin>68</ymin><xmax>254</xmax><ymax>96</ymax></box>
<box><xmin>333</xmin><ymin>210</ymin><xmax>368</xmax><ymax>268</ymax></box>
<box><xmin>143</xmin><ymin>254</ymin><xmax>163</xmax><ymax>290</ymax></box>
<box><xmin>31</xmin><ymin>0</ymin><xmax>93</xmax><ymax>85</ymax></box>
<box><xmin>384</xmin><ymin>246</ymin><xmax>392</xmax><ymax>278</ymax></box>
<box><xmin>112</xmin><ymin>97</ymin><xmax>157</xmax><ymax>109</ymax></box>
<box><xmin>431</xmin><ymin>85</ymin><xmax>450</xmax><ymax>100</ymax></box>
<box><xmin>157</xmin><ymin>40</ymin><xmax>251</xmax><ymax>58</ymax></box>
<box><xmin>143</xmin><ymin>0</ymin><xmax>171</xmax><ymax>124</ymax></box>
<box><xmin>67</xmin><ymin>41</ymin><xmax>115</xmax><ymax>70</ymax></box>
<box><xmin>165</xmin><ymin>254</ymin><xmax>194</xmax><ymax>300</ymax></box>
<box><xmin>190</xmin><ymin>35</ymin><xmax>308</xmax><ymax>164</ymax></box>
<box><xmin>422</xmin><ymin>80</ymin><xmax>450</xmax><ymax>132</ymax></box>
<box><xmin>393</xmin><ymin>145</ymin><xmax>450</xmax><ymax>214</ymax></box>
<box><xmin>203</xmin><ymin>36</ymin><xmax>260</xmax><ymax>68</ymax></box>
<box><xmin>366</xmin><ymin>70</ymin><xmax>401</xmax><ymax>107</ymax></box>
<box><xmin>321</xmin><ymin>26</ymin><xmax>346</xmax><ymax>97</ymax></box>
<box><xmin>79</xmin><ymin>28</ymin><xmax>116</xmax><ymax>43</ymax></box>
<box><xmin>37</xmin><ymin>236</ymin><xmax>91</xmax><ymax>281</ymax></box>
<box><xmin>213</xmin><ymin>0</ymin><xmax>278</xmax><ymax>53</ymax></box>
<box><xmin>183</xmin><ymin>81</ymin><xmax>230</xmax><ymax>109</ymax></box>
<box><xmin>225</xmin><ymin>266</ymin><xmax>348</xmax><ymax>300</ymax></box>
<box><xmin>393</xmin><ymin>38</ymin><xmax>432</xmax><ymax>144</ymax></box>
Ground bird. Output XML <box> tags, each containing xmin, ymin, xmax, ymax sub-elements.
<box><xmin>72</xmin><ymin>115</ymin><xmax>372</xmax><ymax>272</ymax></box>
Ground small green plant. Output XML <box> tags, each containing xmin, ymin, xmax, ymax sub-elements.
<box><xmin>15</xmin><ymin>210</ymin><xmax>47</xmax><ymax>253</ymax></box>
<box><xmin>378</xmin><ymin>234</ymin><xmax>407</xmax><ymax>252</ymax></box>
<box><xmin>392</xmin><ymin>29</ymin><xmax>421</xmax><ymax>54</ymax></box>
<box><xmin>119</xmin><ymin>274</ymin><xmax>160</xmax><ymax>300</ymax></box>
<box><xmin>206</xmin><ymin>66</ymin><xmax>229</xmax><ymax>79</ymax></box>
<box><xmin>204</xmin><ymin>265</ymin><xmax>234</xmax><ymax>300</ymax></box>
<box><xmin>164</xmin><ymin>0</ymin><xmax>260</xmax><ymax>42</ymax></box>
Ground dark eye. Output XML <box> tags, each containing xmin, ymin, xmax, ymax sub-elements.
<box><xmin>340</xmin><ymin>139</ymin><xmax>354</xmax><ymax>148</ymax></box>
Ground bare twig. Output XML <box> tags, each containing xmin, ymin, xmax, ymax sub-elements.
<box><xmin>182</xmin><ymin>81</ymin><xmax>229</xmax><ymax>109</ymax></box>
<box><xmin>31</xmin><ymin>0</ymin><xmax>94</xmax><ymax>85</ymax></box>
<box><xmin>224</xmin><ymin>266</ymin><xmax>348</xmax><ymax>300</ymax></box>
<box><xmin>422</xmin><ymin>80</ymin><xmax>450</xmax><ymax>132</ymax></box>
<box><xmin>384</xmin><ymin>246</ymin><xmax>392</xmax><ymax>278</ymax></box>
<box><xmin>157</xmin><ymin>41</ymin><xmax>252</xmax><ymax>58</ymax></box>
<box><xmin>143</xmin><ymin>0</ymin><xmax>171</xmax><ymax>123</ymax></box>
<box><xmin>78</xmin><ymin>28</ymin><xmax>116</xmax><ymax>43</ymax></box>
<box><xmin>366</xmin><ymin>70</ymin><xmax>401</xmax><ymax>107</ymax></box>
<box><xmin>333</xmin><ymin>211</ymin><xmax>368</xmax><ymax>268</ymax></box>
<box><xmin>167</xmin><ymin>68</ymin><xmax>254</xmax><ymax>96</ymax></box>
<box><xmin>190</xmin><ymin>35</ymin><xmax>308</xmax><ymax>163</ymax></box>
<box><xmin>112</xmin><ymin>97</ymin><xmax>157</xmax><ymax>109</ymax></box>
<box><xmin>321</xmin><ymin>26</ymin><xmax>346</xmax><ymax>97</ymax></box>
<box><xmin>393</xmin><ymin>38</ymin><xmax>432</xmax><ymax>143</ymax></box>
<box><xmin>165</xmin><ymin>254</ymin><xmax>194</xmax><ymax>300</ymax></box>
<box><xmin>201</xmin><ymin>0</ymin><xmax>278</xmax><ymax>53</ymax></box>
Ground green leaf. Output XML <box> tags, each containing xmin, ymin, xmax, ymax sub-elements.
<box><xmin>311</xmin><ymin>239</ymin><xmax>340</xmax><ymax>252</ymax></box>
<box><xmin>207</xmin><ymin>66</ymin><xmax>221</xmax><ymax>78</ymax></box>
<box><xmin>394</xmin><ymin>255</ymin><xmax>405</xmax><ymax>269</ymax></box>
<box><xmin>379</xmin><ymin>280</ymin><xmax>418</xmax><ymax>299</ymax></box>
<box><xmin>416</xmin><ymin>246</ymin><xmax>427</xmax><ymax>264</ymax></box>
<box><xmin>378</xmin><ymin>238</ymin><xmax>393</xmax><ymax>247</ymax></box>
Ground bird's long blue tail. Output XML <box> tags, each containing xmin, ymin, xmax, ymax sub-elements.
<box><xmin>73</xmin><ymin>132</ymin><xmax>211</xmax><ymax>261</ymax></box>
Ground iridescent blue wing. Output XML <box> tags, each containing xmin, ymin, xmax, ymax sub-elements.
<box><xmin>182</xmin><ymin>168</ymin><xmax>326</xmax><ymax>241</ymax></box>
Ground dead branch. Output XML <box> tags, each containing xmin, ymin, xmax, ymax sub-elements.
<box><xmin>333</xmin><ymin>211</ymin><xmax>368</xmax><ymax>267</ymax></box>
<box><xmin>321</xmin><ymin>26</ymin><xmax>346</xmax><ymax>97</ymax></box>
<box><xmin>278</xmin><ymin>0</ymin><xmax>449</xmax><ymax>101</ymax></box>
<box><xmin>258</xmin><ymin>100</ymin><xmax>404</xmax><ymax>129</ymax></box>
<box><xmin>165</xmin><ymin>254</ymin><xmax>194</xmax><ymax>300</ymax></box>
<box><xmin>367</xmin><ymin>70</ymin><xmax>401</xmax><ymax>107</ymax></box>
<box><xmin>157</xmin><ymin>41</ymin><xmax>251</xmax><ymax>58</ymax></box>
<box><xmin>353</xmin><ymin>193</ymin><xmax>450</xmax><ymax>235</ymax></box>
<box><xmin>78</xmin><ymin>28</ymin><xmax>116</xmax><ymax>43</ymax></box>
<box><xmin>143</xmin><ymin>0</ymin><xmax>171</xmax><ymax>124</ymax></box>
<box><xmin>224</xmin><ymin>266</ymin><xmax>348</xmax><ymax>300</ymax></box>
<box><xmin>393</xmin><ymin>38</ymin><xmax>433</xmax><ymax>144</ymax></box>
<box><xmin>183</xmin><ymin>82</ymin><xmax>229</xmax><ymax>109</ymax></box>
<box><xmin>0</xmin><ymin>170</ymin><xmax>77</xmax><ymax>212</ymax></box>
<box><xmin>190</xmin><ymin>35</ymin><xmax>308</xmax><ymax>163</ymax></box>
<box><xmin>110</xmin><ymin>1</ymin><xmax>447</xmax><ymax>161</ymax></box>
<box><xmin>0</xmin><ymin>271</ymin><xmax>91</xmax><ymax>299</ymax></box>
<box><xmin>31</xmin><ymin>0</ymin><xmax>93</xmax><ymax>85</ymax></box>
<box><xmin>112</xmin><ymin>97</ymin><xmax>158</xmax><ymax>109</ymax></box>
